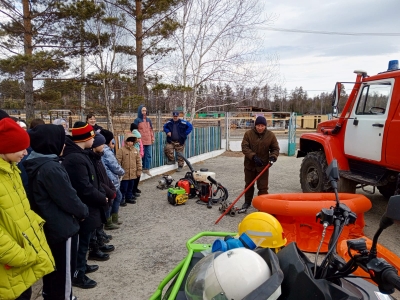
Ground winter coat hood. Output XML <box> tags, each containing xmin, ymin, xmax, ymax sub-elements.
<box><xmin>26</xmin><ymin>151</ymin><xmax>57</xmax><ymax>161</ymax></box>
<box><xmin>137</xmin><ymin>104</ymin><xmax>145</xmax><ymax>120</ymax></box>
<box><xmin>133</xmin><ymin>108</ymin><xmax>154</xmax><ymax>145</ymax></box>
<box><xmin>28</xmin><ymin>124</ymin><xmax>65</xmax><ymax>155</ymax></box>
<box><xmin>24</xmin><ymin>154</ymin><xmax>59</xmax><ymax>177</ymax></box>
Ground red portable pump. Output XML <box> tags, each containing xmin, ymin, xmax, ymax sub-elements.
<box><xmin>175</xmin><ymin>153</ymin><xmax>228</xmax><ymax>209</ymax></box>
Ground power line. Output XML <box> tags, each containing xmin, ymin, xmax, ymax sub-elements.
<box><xmin>257</xmin><ymin>27</ymin><xmax>400</xmax><ymax>37</ymax></box>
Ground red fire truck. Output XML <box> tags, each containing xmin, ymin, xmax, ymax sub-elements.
<box><xmin>298</xmin><ymin>60</ymin><xmax>400</xmax><ymax>198</ymax></box>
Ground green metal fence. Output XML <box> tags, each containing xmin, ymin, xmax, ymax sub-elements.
<box><xmin>117</xmin><ymin>126</ymin><xmax>221</xmax><ymax>169</ymax></box>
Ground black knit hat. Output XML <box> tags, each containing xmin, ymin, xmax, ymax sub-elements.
<box><xmin>126</xmin><ymin>136</ymin><xmax>137</xmax><ymax>143</ymax></box>
<box><xmin>130</xmin><ymin>122</ymin><xmax>138</xmax><ymax>132</ymax></box>
<box><xmin>73</xmin><ymin>121</ymin><xmax>86</xmax><ymax>127</ymax></box>
<box><xmin>29</xmin><ymin>124</ymin><xmax>65</xmax><ymax>155</ymax></box>
<box><xmin>100</xmin><ymin>129</ymin><xmax>114</xmax><ymax>145</ymax></box>
<box><xmin>0</xmin><ymin>109</ymin><xmax>10</xmax><ymax>120</ymax></box>
<box><xmin>92</xmin><ymin>132</ymin><xmax>106</xmax><ymax>148</ymax></box>
<box><xmin>255</xmin><ymin>116</ymin><xmax>267</xmax><ymax>126</ymax></box>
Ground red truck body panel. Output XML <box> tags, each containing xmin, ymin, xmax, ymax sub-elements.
<box><xmin>301</xmin><ymin>69</ymin><xmax>400</xmax><ymax>172</ymax></box>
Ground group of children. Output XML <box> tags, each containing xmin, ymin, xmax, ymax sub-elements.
<box><xmin>0</xmin><ymin>109</ymin><xmax>144</xmax><ymax>300</ymax></box>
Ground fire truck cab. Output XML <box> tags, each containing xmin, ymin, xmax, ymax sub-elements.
<box><xmin>298</xmin><ymin>60</ymin><xmax>400</xmax><ymax>198</ymax></box>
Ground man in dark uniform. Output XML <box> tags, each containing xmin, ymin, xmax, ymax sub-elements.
<box><xmin>241</xmin><ymin>116</ymin><xmax>280</xmax><ymax>210</ymax></box>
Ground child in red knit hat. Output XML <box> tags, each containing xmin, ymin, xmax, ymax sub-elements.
<box><xmin>0</xmin><ymin>118</ymin><xmax>55</xmax><ymax>300</ymax></box>
<box><xmin>62</xmin><ymin>122</ymin><xmax>108</xmax><ymax>289</ymax></box>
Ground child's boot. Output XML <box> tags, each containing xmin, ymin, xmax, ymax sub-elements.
<box><xmin>105</xmin><ymin>217</ymin><xmax>119</xmax><ymax>230</ymax></box>
<box><xmin>111</xmin><ymin>213</ymin><xmax>123</xmax><ymax>225</ymax></box>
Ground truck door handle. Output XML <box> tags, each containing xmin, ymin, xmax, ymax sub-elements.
<box><xmin>372</xmin><ymin>123</ymin><xmax>384</xmax><ymax>128</ymax></box>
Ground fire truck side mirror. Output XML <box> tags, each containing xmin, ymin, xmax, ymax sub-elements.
<box><xmin>332</xmin><ymin>82</ymin><xmax>341</xmax><ymax>117</ymax></box>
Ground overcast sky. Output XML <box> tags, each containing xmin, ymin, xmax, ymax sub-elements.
<box><xmin>259</xmin><ymin>0</ymin><xmax>400</xmax><ymax>97</ymax></box>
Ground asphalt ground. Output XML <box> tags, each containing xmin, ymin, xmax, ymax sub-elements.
<box><xmin>32</xmin><ymin>152</ymin><xmax>399</xmax><ymax>299</ymax></box>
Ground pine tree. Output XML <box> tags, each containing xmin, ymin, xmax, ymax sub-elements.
<box><xmin>0</xmin><ymin>0</ymin><xmax>106</xmax><ymax>120</ymax></box>
<box><xmin>103</xmin><ymin>0</ymin><xmax>183</xmax><ymax>99</ymax></box>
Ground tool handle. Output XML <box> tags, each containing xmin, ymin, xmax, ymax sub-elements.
<box><xmin>215</xmin><ymin>163</ymin><xmax>271</xmax><ymax>224</ymax></box>
<box><xmin>207</xmin><ymin>176</ymin><xmax>217</xmax><ymax>185</ymax></box>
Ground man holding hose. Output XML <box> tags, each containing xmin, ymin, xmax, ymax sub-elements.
<box><xmin>241</xmin><ymin>116</ymin><xmax>280</xmax><ymax>211</ymax></box>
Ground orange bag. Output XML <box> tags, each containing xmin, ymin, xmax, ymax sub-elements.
<box><xmin>252</xmin><ymin>193</ymin><xmax>372</xmax><ymax>253</ymax></box>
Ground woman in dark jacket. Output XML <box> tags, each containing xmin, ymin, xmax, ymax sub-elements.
<box><xmin>86</xmin><ymin>113</ymin><xmax>103</xmax><ymax>133</ymax></box>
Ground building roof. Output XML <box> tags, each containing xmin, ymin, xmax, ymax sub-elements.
<box><xmin>235</xmin><ymin>106</ymin><xmax>273</xmax><ymax>112</ymax></box>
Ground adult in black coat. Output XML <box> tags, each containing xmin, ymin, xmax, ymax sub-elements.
<box><xmin>24</xmin><ymin>124</ymin><xmax>89</xmax><ymax>300</ymax></box>
<box><xmin>62</xmin><ymin>122</ymin><xmax>107</xmax><ymax>289</ymax></box>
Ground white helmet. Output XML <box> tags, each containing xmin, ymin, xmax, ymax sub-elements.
<box><xmin>185</xmin><ymin>248</ymin><xmax>271</xmax><ymax>300</ymax></box>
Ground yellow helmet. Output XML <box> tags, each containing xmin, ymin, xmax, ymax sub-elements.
<box><xmin>238</xmin><ymin>212</ymin><xmax>286</xmax><ymax>249</ymax></box>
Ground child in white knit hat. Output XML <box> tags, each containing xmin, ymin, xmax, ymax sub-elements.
<box><xmin>130</xmin><ymin>123</ymin><xmax>144</xmax><ymax>195</ymax></box>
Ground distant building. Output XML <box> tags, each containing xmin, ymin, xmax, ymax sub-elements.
<box><xmin>235</xmin><ymin>106</ymin><xmax>273</xmax><ymax>113</ymax></box>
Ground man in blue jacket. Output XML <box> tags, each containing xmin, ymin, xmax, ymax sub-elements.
<box><xmin>163</xmin><ymin>111</ymin><xmax>193</xmax><ymax>171</ymax></box>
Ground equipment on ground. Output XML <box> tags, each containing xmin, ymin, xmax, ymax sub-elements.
<box><xmin>157</xmin><ymin>175</ymin><xmax>174</xmax><ymax>190</ymax></box>
<box><xmin>167</xmin><ymin>187</ymin><xmax>188</xmax><ymax>206</ymax></box>
<box><xmin>215</xmin><ymin>162</ymin><xmax>272</xmax><ymax>224</ymax></box>
<box><xmin>298</xmin><ymin>61</ymin><xmax>400</xmax><ymax>198</ymax></box>
<box><xmin>150</xmin><ymin>159</ymin><xmax>400</xmax><ymax>300</ymax></box>
<box><xmin>175</xmin><ymin>152</ymin><xmax>228</xmax><ymax>209</ymax></box>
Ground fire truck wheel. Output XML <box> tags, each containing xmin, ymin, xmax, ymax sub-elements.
<box><xmin>300</xmin><ymin>151</ymin><xmax>332</xmax><ymax>193</ymax></box>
